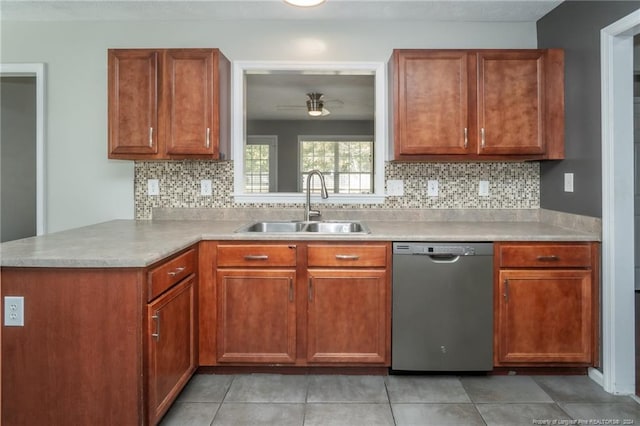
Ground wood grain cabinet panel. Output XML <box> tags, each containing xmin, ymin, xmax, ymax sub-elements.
<box><xmin>108</xmin><ymin>49</ymin><xmax>159</xmax><ymax>156</ymax></box>
<box><xmin>391</xmin><ymin>48</ymin><xmax>564</xmax><ymax>161</ymax></box>
<box><xmin>216</xmin><ymin>269</ymin><xmax>297</xmax><ymax>363</ymax></box>
<box><xmin>147</xmin><ymin>275</ymin><xmax>197</xmax><ymax>425</ymax></box>
<box><xmin>307</xmin><ymin>269</ymin><xmax>389</xmax><ymax>364</ymax></box>
<box><xmin>108</xmin><ymin>48</ymin><xmax>229</xmax><ymax>160</ymax></box>
<box><xmin>494</xmin><ymin>242</ymin><xmax>599</xmax><ymax>367</ymax></box>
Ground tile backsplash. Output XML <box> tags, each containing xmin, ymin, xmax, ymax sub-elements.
<box><xmin>134</xmin><ymin>161</ymin><xmax>539</xmax><ymax>220</ymax></box>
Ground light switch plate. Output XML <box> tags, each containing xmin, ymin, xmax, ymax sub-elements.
<box><xmin>386</xmin><ymin>179</ymin><xmax>404</xmax><ymax>196</ymax></box>
<box><xmin>564</xmin><ymin>173</ymin><xmax>574</xmax><ymax>192</ymax></box>
<box><xmin>4</xmin><ymin>296</ymin><xmax>24</xmax><ymax>327</ymax></box>
<box><xmin>200</xmin><ymin>179</ymin><xmax>213</xmax><ymax>196</ymax></box>
<box><xmin>427</xmin><ymin>180</ymin><xmax>439</xmax><ymax>197</ymax></box>
<box><xmin>147</xmin><ymin>179</ymin><xmax>160</xmax><ymax>196</ymax></box>
<box><xmin>479</xmin><ymin>180</ymin><xmax>490</xmax><ymax>197</ymax></box>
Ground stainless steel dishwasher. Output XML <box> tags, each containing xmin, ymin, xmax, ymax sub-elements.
<box><xmin>392</xmin><ymin>242</ymin><xmax>494</xmax><ymax>371</ymax></box>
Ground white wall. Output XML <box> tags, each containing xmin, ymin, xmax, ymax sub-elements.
<box><xmin>0</xmin><ymin>19</ymin><xmax>537</xmax><ymax>232</ymax></box>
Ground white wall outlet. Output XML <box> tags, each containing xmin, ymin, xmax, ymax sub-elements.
<box><xmin>386</xmin><ymin>179</ymin><xmax>404</xmax><ymax>196</ymax></box>
<box><xmin>200</xmin><ymin>179</ymin><xmax>213</xmax><ymax>196</ymax></box>
<box><xmin>4</xmin><ymin>296</ymin><xmax>24</xmax><ymax>327</ymax></box>
<box><xmin>427</xmin><ymin>180</ymin><xmax>439</xmax><ymax>197</ymax></box>
<box><xmin>564</xmin><ymin>173</ymin><xmax>574</xmax><ymax>192</ymax></box>
<box><xmin>479</xmin><ymin>180</ymin><xmax>490</xmax><ymax>197</ymax></box>
<box><xmin>147</xmin><ymin>179</ymin><xmax>160</xmax><ymax>196</ymax></box>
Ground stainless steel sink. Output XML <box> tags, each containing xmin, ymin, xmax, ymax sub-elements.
<box><xmin>235</xmin><ymin>220</ymin><xmax>370</xmax><ymax>234</ymax></box>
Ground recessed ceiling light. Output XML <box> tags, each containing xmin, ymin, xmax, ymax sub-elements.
<box><xmin>284</xmin><ymin>0</ymin><xmax>326</xmax><ymax>7</ymax></box>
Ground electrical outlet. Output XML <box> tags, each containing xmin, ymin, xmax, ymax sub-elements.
<box><xmin>147</xmin><ymin>179</ymin><xmax>160</xmax><ymax>196</ymax></box>
<box><xmin>564</xmin><ymin>173</ymin><xmax>574</xmax><ymax>192</ymax></box>
<box><xmin>4</xmin><ymin>296</ymin><xmax>24</xmax><ymax>327</ymax></box>
<box><xmin>427</xmin><ymin>180</ymin><xmax>439</xmax><ymax>197</ymax></box>
<box><xmin>200</xmin><ymin>179</ymin><xmax>213</xmax><ymax>196</ymax></box>
<box><xmin>479</xmin><ymin>180</ymin><xmax>490</xmax><ymax>197</ymax></box>
<box><xmin>386</xmin><ymin>179</ymin><xmax>404</xmax><ymax>196</ymax></box>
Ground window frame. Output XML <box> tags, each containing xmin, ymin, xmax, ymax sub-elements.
<box><xmin>298</xmin><ymin>135</ymin><xmax>374</xmax><ymax>194</ymax></box>
<box><xmin>232</xmin><ymin>61</ymin><xmax>387</xmax><ymax>204</ymax></box>
<box><xmin>245</xmin><ymin>135</ymin><xmax>278</xmax><ymax>193</ymax></box>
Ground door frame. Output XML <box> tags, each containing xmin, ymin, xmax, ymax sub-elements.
<box><xmin>0</xmin><ymin>63</ymin><xmax>46</xmax><ymax>235</ymax></box>
<box><xmin>600</xmin><ymin>8</ymin><xmax>640</xmax><ymax>395</ymax></box>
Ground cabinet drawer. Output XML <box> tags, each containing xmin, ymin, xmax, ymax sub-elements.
<box><xmin>308</xmin><ymin>244</ymin><xmax>388</xmax><ymax>268</ymax></box>
<box><xmin>498</xmin><ymin>244</ymin><xmax>592</xmax><ymax>268</ymax></box>
<box><xmin>148</xmin><ymin>248</ymin><xmax>196</xmax><ymax>301</ymax></box>
<box><xmin>217</xmin><ymin>244</ymin><xmax>297</xmax><ymax>267</ymax></box>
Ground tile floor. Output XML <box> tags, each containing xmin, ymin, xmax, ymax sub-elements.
<box><xmin>160</xmin><ymin>374</ymin><xmax>640</xmax><ymax>426</ymax></box>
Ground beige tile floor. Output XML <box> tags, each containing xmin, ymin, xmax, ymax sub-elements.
<box><xmin>160</xmin><ymin>374</ymin><xmax>640</xmax><ymax>426</ymax></box>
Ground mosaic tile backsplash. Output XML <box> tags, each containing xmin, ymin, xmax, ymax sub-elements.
<box><xmin>134</xmin><ymin>161</ymin><xmax>540</xmax><ymax>220</ymax></box>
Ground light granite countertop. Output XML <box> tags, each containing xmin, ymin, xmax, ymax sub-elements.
<box><xmin>0</xmin><ymin>213</ymin><xmax>600</xmax><ymax>268</ymax></box>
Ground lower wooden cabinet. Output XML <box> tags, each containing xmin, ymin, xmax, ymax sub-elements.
<box><xmin>0</xmin><ymin>245</ymin><xmax>199</xmax><ymax>426</ymax></box>
<box><xmin>216</xmin><ymin>269</ymin><xmax>297</xmax><ymax>363</ymax></box>
<box><xmin>147</xmin><ymin>275</ymin><xmax>197</xmax><ymax>424</ymax></box>
<box><xmin>307</xmin><ymin>269</ymin><xmax>389</xmax><ymax>364</ymax></box>
<box><xmin>201</xmin><ymin>241</ymin><xmax>392</xmax><ymax>367</ymax></box>
<box><xmin>494</xmin><ymin>242</ymin><xmax>599</xmax><ymax>367</ymax></box>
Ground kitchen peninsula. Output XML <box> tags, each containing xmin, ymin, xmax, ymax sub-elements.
<box><xmin>1</xmin><ymin>208</ymin><xmax>600</xmax><ymax>425</ymax></box>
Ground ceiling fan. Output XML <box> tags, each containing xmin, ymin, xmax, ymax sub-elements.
<box><xmin>276</xmin><ymin>93</ymin><xmax>342</xmax><ymax>117</ymax></box>
<box><xmin>306</xmin><ymin>93</ymin><xmax>331</xmax><ymax>117</ymax></box>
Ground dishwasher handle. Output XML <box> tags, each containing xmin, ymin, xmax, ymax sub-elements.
<box><xmin>426</xmin><ymin>254</ymin><xmax>461</xmax><ymax>263</ymax></box>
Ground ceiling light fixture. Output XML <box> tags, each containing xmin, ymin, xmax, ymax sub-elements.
<box><xmin>284</xmin><ymin>0</ymin><xmax>326</xmax><ymax>7</ymax></box>
<box><xmin>306</xmin><ymin>93</ymin><xmax>330</xmax><ymax>117</ymax></box>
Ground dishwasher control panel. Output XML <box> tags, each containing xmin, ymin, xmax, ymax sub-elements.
<box><xmin>393</xmin><ymin>243</ymin><xmax>477</xmax><ymax>256</ymax></box>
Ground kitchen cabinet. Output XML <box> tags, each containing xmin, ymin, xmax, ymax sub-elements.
<box><xmin>108</xmin><ymin>48</ymin><xmax>230</xmax><ymax>160</ymax></box>
<box><xmin>306</xmin><ymin>244</ymin><xmax>391</xmax><ymax>365</ymax></box>
<box><xmin>146</xmin><ymin>249</ymin><xmax>197</xmax><ymax>425</ymax></box>
<box><xmin>390</xmin><ymin>49</ymin><xmax>564</xmax><ymax>161</ymax></box>
<box><xmin>494</xmin><ymin>242</ymin><xmax>599</xmax><ymax>366</ymax></box>
<box><xmin>198</xmin><ymin>241</ymin><xmax>391</xmax><ymax>367</ymax></box>
<box><xmin>1</xmin><ymin>246</ymin><xmax>198</xmax><ymax>426</ymax></box>
<box><xmin>215</xmin><ymin>244</ymin><xmax>298</xmax><ymax>364</ymax></box>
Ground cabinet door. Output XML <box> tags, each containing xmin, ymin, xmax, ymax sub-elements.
<box><xmin>477</xmin><ymin>51</ymin><xmax>545</xmax><ymax>155</ymax></box>
<box><xmin>496</xmin><ymin>269</ymin><xmax>592</xmax><ymax>365</ymax></box>
<box><xmin>394</xmin><ymin>50</ymin><xmax>471</xmax><ymax>156</ymax></box>
<box><xmin>217</xmin><ymin>269</ymin><xmax>296</xmax><ymax>363</ymax></box>
<box><xmin>108</xmin><ymin>49</ymin><xmax>159</xmax><ymax>158</ymax></box>
<box><xmin>164</xmin><ymin>49</ymin><xmax>218</xmax><ymax>157</ymax></box>
<box><xmin>307</xmin><ymin>269</ymin><xmax>389</xmax><ymax>364</ymax></box>
<box><xmin>147</xmin><ymin>276</ymin><xmax>197</xmax><ymax>424</ymax></box>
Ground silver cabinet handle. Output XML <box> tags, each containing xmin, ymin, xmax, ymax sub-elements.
<box><xmin>335</xmin><ymin>254</ymin><xmax>360</xmax><ymax>260</ymax></box>
<box><xmin>481</xmin><ymin>128</ymin><xmax>486</xmax><ymax>148</ymax></box>
<box><xmin>289</xmin><ymin>278</ymin><xmax>294</xmax><ymax>302</ymax></box>
<box><xmin>308</xmin><ymin>278</ymin><xmax>313</xmax><ymax>302</ymax></box>
<box><xmin>167</xmin><ymin>266</ymin><xmax>186</xmax><ymax>277</ymax></box>
<box><xmin>503</xmin><ymin>279</ymin><xmax>509</xmax><ymax>302</ymax></box>
<box><xmin>149</xmin><ymin>127</ymin><xmax>154</xmax><ymax>147</ymax></box>
<box><xmin>151</xmin><ymin>312</ymin><xmax>160</xmax><ymax>341</ymax></box>
<box><xmin>463</xmin><ymin>127</ymin><xmax>468</xmax><ymax>149</ymax></box>
<box><xmin>244</xmin><ymin>255</ymin><xmax>269</xmax><ymax>261</ymax></box>
<box><xmin>536</xmin><ymin>255</ymin><xmax>559</xmax><ymax>262</ymax></box>
<box><xmin>206</xmin><ymin>127</ymin><xmax>210</xmax><ymax>148</ymax></box>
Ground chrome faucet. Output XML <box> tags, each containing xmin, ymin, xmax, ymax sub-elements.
<box><xmin>304</xmin><ymin>169</ymin><xmax>329</xmax><ymax>221</ymax></box>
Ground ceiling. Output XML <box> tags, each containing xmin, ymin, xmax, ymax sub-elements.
<box><xmin>1</xmin><ymin>0</ymin><xmax>563</xmax><ymax>22</ymax></box>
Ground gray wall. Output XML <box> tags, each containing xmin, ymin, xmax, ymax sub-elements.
<box><xmin>537</xmin><ymin>1</ymin><xmax>640</xmax><ymax>218</ymax></box>
<box><xmin>0</xmin><ymin>77</ymin><xmax>37</xmax><ymax>242</ymax></box>
<box><xmin>247</xmin><ymin>119</ymin><xmax>374</xmax><ymax>192</ymax></box>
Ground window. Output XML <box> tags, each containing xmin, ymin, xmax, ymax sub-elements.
<box><xmin>299</xmin><ymin>136</ymin><xmax>373</xmax><ymax>194</ymax></box>
<box><xmin>244</xmin><ymin>135</ymin><xmax>277</xmax><ymax>193</ymax></box>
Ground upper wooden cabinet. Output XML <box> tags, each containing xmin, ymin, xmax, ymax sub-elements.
<box><xmin>390</xmin><ymin>49</ymin><xmax>564</xmax><ymax>161</ymax></box>
<box><xmin>108</xmin><ymin>48</ymin><xmax>230</xmax><ymax>160</ymax></box>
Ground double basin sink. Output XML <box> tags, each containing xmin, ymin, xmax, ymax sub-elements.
<box><xmin>235</xmin><ymin>220</ymin><xmax>370</xmax><ymax>234</ymax></box>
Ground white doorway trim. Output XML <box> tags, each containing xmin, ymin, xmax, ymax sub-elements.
<box><xmin>0</xmin><ymin>63</ymin><xmax>46</xmax><ymax>236</ymax></box>
<box><xmin>601</xmin><ymin>8</ymin><xmax>640</xmax><ymax>395</ymax></box>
